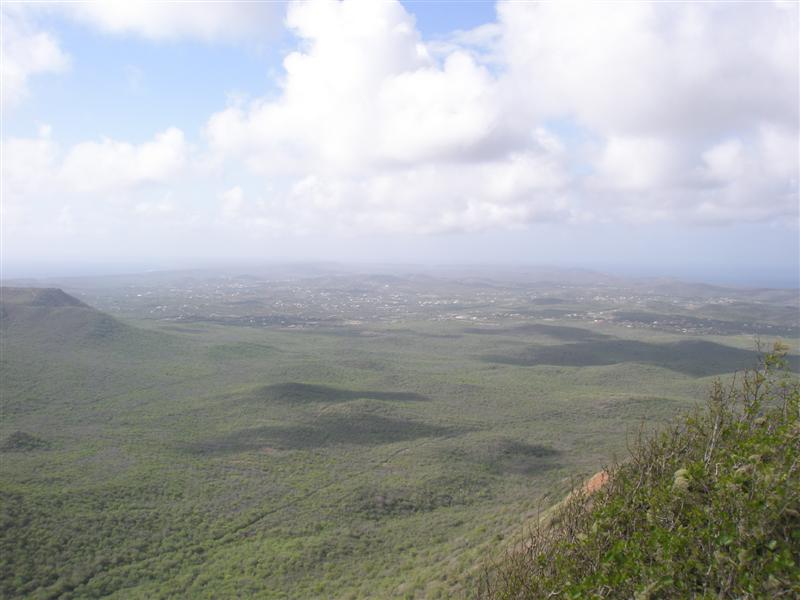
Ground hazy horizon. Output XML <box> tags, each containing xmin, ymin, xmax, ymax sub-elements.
<box><xmin>2</xmin><ymin>258</ymin><xmax>798</xmax><ymax>290</ymax></box>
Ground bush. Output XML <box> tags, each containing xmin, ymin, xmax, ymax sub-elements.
<box><xmin>480</xmin><ymin>343</ymin><xmax>800</xmax><ymax>599</ymax></box>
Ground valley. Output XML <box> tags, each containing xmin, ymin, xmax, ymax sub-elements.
<box><xmin>1</xmin><ymin>266</ymin><xmax>798</xmax><ymax>599</ymax></box>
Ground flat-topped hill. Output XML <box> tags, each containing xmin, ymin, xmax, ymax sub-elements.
<box><xmin>1</xmin><ymin>287</ymin><xmax>88</xmax><ymax>308</ymax></box>
<box><xmin>0</xmin><ymin>286</ymin><xmax>123</xmax><ymax>342</ymax></box>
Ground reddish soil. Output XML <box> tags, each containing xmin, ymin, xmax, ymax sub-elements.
<box><xmin>582</xmin><ymin>470</ymin><xmax>609</xmax><ymax>495</ymax></box>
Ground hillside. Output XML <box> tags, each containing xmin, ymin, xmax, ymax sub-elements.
<box><xmin>1</xmin><ymin>287</ymin><xmax>123</xmax><ymax>343</ymax></box>
<box><xmin>0</xmin><ymin>274</ymin><xmax>796</xmax><ymax>599</ymax></box>
<box><xmin>1</xmin><ymin>287</ymin><xmax>88</xmax><ymax>308</ymax></box>
<box><xmin>0</xmin><ymin>287</ymin><xmax>182</xmax><ymax>419</ymax></box>
<box><xmin>480</xmin><ymin>344</ymin><xmax>800</xmax><ymax>598</ymax></box>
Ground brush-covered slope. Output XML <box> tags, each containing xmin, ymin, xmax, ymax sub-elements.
<box><xmin>1</xmin><ymin>287</ymin><xmax>87</xmax><ymax>308</ymax></box>
<box><xmin>481</xmin><ymin>344</ymin><xmax>799</xmax><ymax>598</ymax></box>
<box><xmin>1</xmin><ymin>287</ymin><xmax>123</xmax><ymax>343</ymax></box>
<box><xmin>0</xmin><ymin>287</ymin><xmax>182</xmax><ymax>416</ymax></box>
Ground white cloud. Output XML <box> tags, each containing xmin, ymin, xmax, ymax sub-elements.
<box><xmin>759</xmin><ymin>125</ymin><xmax>800</xmax><ymax>181</ymax></box>
<box><xmin>216</xmin><ymin>150</ymin><xmax>571</xmax><ymax>236</ymax></box>
<box><xmin>220</xmin><ymin>186</ymin><xmax>245</xmax><ymax>220</ymax></box>
<box><xmin>62</xmin><ymin>0</ymin><xmax>283</xmax><ymax>42</ymax></box>
<box><xmin>1</xmin><ymin>9</ymin><xmax>70</xmax><ymax>108</ymax></box>
<box><xmin>592</xmin><ymin>136</ymin><xmax>679</xmax><ymax>191</ymax></box>
<box><xmin>3</xmin><ymin>0</ymin><xmax>797</xmax><ymax>252</ymax></box>
<box><xmin>497</xmin><ymin>1</ymin><xmax>798</xmax><ymax>137</ymax></box>
<box><xmin>2</xmin><ymin>130</ymin><xmax>58</xmax><ymax>199</ymax></box>
<box><xmin>206</xmin><ymin>0</ymin><xmax>436</xmax><ymax>173</ymax></box>
<box><xmin>701</xmin><ymin>140</ymin><xmax>745</xmax><ymax>185</ymax></box>
<box><xmin>134</xmin><ymin>198</ymin><xmax>175</xmax><ymax>217</ymax></box>
<box><xmin>1</xmin><ymin>126</ymin><xmax>194</xmax><ymax>256</ymax></box>
<box><xmin>205</xmin><ymin>0</ymin><xmax>569</xmax><ymax>234</ymax></box>
<box><xmin>375</xmin><ymin>51</ymin><xmax>500</xmax><ymax>163</ymax></box>
<box><xmin>2</xmin><ymin>127</ymin><xmax>189</xmax><ymax>240</ymax></box>
<box><xmin>59</xmin><ymin>127</ymin><xmax>188</xmax><ymax>193</ymax></box>
<box><xmin>588</xmin><ymin>127</ymin><xmax>798</xmax><ymax>226</ymax></box>
<box><xmin>496</xmin><ymin>0</ymin><xmax>798</xmax><ymax>225</ymax></box>
<box><xmin>200</xmin><ymin>0</ymin><xmax>797</xmax><ymax>233</ymax></box>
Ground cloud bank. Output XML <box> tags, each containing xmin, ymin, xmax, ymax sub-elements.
<box><xmin>1</xmin><ymin>8</ymin><xmax>70</xmax><ymax>108</ymax></box>
<box><xmin>204</xmin><ymin>0</ymin><xmax>798</xmax><ymax>234</ymax></box>
<box><xmin>2</xmin><ymin>0</ymin><xmax>798</xmax><ymax>251</ymax></box>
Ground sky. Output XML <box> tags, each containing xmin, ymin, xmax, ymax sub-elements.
<box><xmin>1</xmin><ymin>0</ymin><xmax>799</xmax><ymax>286</ymax></box>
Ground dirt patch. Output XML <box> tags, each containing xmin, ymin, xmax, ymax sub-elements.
<box><xmin>582</xmin><ymin>470</ymin><xmax>609</xmax><ymax>495</ymax></box>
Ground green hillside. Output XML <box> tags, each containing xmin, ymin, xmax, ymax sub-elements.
<box><xmin>481</xmin><ymin>345</ymin><xmax>799</xmax><ymax>598</ymax></box>
<box><xmin>2</xmin><ymin>287</ymin><xmax>125</xmax><ymax>343</ymax></box>
<box><xmin>1</xmin><ymin>280</ymin><xmax>796</xmax><ymax>599</ymax></box>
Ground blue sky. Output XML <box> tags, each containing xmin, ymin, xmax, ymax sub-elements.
<box><xmin>2</xmin><ymin>1</ymin><xmax>798</xmax><ymax>286</ymax></box>
<box><xmin>7</xmin><ymin>1</ymin><xmax>499</xmax><ymax>143</ymax></box>
<box><xmin>6</xmin><ymin>13</ymin><xmax>285</xmax><ymax>142</ymax></box>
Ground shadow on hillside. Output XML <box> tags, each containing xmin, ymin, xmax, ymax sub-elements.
<box><xmin>613</xmin><ymin>310</ymin><xmax>800</xmax><ymax>337</ymax></box>
<box><xmin>185</xmin><ymin>413</ymin><xmax>458</xmax><ymax>454</ymax></box>
<box><xmin>487</xmin><ymin>439</ymin><xmax>561</xmax><ymax>476</ymax></box>
<box><xmin>513</xmin><ymin>308</ymin><xmax>573</xmax><ymax>318</ymax></box>
<box><xmin>465</xmin><ymin>323</ymin><xmax>609</xmax><ymax>342</ymax></box>
<box><xmin>251</xmin><ymin>382</ymin><xmax>430</xmax><ymax>403</ymax></box>
<box><xmin>492</xmin><ymin>439</ymin><xmax>560</xmax><ymax>458</ymax></box>
<box><xmin>529</xmin><ymin>297</ymin><xmax>566</xmax><ymax>305</ymax></box>
<box><xmin>389</xmin><ymin>328</ymin><xmax>463</xmax><ymax>339</ymax></box>
<box><xmin>0</xmin><ymin>431</ymin><xmax>50</xmax><ymax>452</ymax></box>
<box><xmin>450</xmin><ymin>438</ymin><xmax>562</xmax><ymax>476</ymax></box>
<box><xmin>480</xmin><ymin>339</ymin><xmax>780</xmax><ymax>377</ymax></box>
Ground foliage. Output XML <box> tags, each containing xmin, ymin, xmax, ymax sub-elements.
<box><xmin>1</xmin><ymin>281</ymin><xmax>797</xmax><ymax>599</ymax></box>
<box><xmin>480</xmin><ymin>343</ymin><xmax>800</xmax><ymax>598</ymax></box>
<box><xmin>0</xmin><ymin>431</ymin><xmax>50</xmax><ymax>452</ymax></box>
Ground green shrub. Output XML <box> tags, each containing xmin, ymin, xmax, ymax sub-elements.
<box><xmin>480</xmin><ymin>343</ymin><xmax>800</xmax><ymax>598</ymax></box>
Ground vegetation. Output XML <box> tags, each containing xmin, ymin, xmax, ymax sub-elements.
<box><xmin>481</xmin><ymin>344</ymin><xmax>800</xmax><ymax>598</ymax></box>
<box><xmin>1</xmin><ymin>273</ymin><xmax>797</xmax><ymax>598</ymax></box>
<box><xmin>0</xmin><ymin>431</ymin><xmax>50</xmax><ymax>452</ymax></box>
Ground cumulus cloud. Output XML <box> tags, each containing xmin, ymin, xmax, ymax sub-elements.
<box><xmin>1</xmin><ymin>8</ymin><xmax>70</xmax><ymax>108</ymax></box>
<box><xmin>0</xmin><ymin>125</ymin><xmax>191</xmax><ymax>252</ymax></box>
<box><xmin>205</xmin><ymin>0</ymin><xmax>570</xmax><ymax>234</ymax></box>
<box><xmin>60</xmin><ymin>127</ymin><xmax>188</xmax><ymax>193</ymax></box>
<box><xmin>134</xmin><ymin>198</ymin><xmax>175</xmax><ymax>217</ymax></box>
<box><xmin>497</xmin><ymin>0</ymin><xmax>798</xmax><ymax>225</ymax></box>
<box><xmin>592</xmin><ymin>136</ymin><xmax>679</xmax><ymax>191</ymax></box>
<box><xmin>220</xmin><ymin>186</ymin><xmax>245</xmax><ymax>220</ymax></box>
<box><xmin>218</xmin><ymin>151</ymin><xmax>571</xmax><ymax>236</ymax></box>
<box><xmin>3</xmin><ymin>0</ymin><xmax>797</xmax><ymax>248</ymax></box>
<box><xmin>1</xmin><ymin>127</ymin><xmax>189</xmax><ymax>240</ymax></box>
<box><xmin>498</xmin><ymin>1</ymin><xmax>797</xmax><ymax>136</ymax></box>
<box><xmin>199</xmin><ymin>0</ymin><xmax>798</xmax><ymax>234</ymax></box>
<box><xmin>61</xmin><ymin>0</ymin><xmax>283</xmax><ymax>42</ymax></box>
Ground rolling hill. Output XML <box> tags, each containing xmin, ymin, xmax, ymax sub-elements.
<box><xmin>0</xmin><ymin>276</ymin><xmax>797</xmax><ymax>599</ymax></box>
<box><xmin>1</xmin><ymin>287</ymin><xmax>124</xmax><ymax>343</ymax></box>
